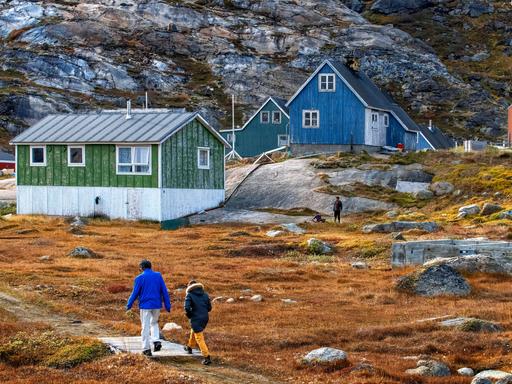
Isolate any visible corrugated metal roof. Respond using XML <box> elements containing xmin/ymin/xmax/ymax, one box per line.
<box><xmin>11</xmin><ymin>110</ymin><xmax>202</xmax><ymax>144</ymax></box>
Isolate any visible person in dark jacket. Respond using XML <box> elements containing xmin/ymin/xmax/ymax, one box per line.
<box><xmin>126</xmin><ymin>259</ymin><xmax>171</xmax><ymax>357</ymax></box>
<box><xmin>333</xmin><ymin>196</ymin><xmax>343</xmax><ymax>223</ymax></box>
<box><xmin>183</xmin><ymin>280</ymin><xmax>212</xmax><ymax>365</ymax></box>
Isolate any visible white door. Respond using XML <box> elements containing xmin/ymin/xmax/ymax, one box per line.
<box><xmin>127</xmin><ymin>189</ymin><xmax>142</xmax><ymax>220</ymax></box>
<box><xmin>365</xmin><ymin>110</ymin><xmax>386</xmax><ymax>146</ymax></box>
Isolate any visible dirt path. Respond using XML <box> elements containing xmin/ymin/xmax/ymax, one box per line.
<box><xmin>0</xmin><ymin>290</ymin><xmax>283</xmax><ymax>384</ymax></box>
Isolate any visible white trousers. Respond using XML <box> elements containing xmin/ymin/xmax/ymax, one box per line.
<box><xmin>140</xmin><ymin>309</ymin><xmax>160</xmax><ymax>351</ymax></box>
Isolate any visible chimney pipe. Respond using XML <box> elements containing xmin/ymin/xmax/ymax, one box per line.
<box><xmin>126</xmin><ymin>100</ymin><xmax>132</xmax><ymax>119</ymax></box>
<box><xmin>145</xmin><ymin>92</ymin><xmax>149</xmax><ymax>110</ymax></box>
<box><xmin>428</xmin><ymin>119</ymin><xmax>434</xmax><ymax>131</ymax></box>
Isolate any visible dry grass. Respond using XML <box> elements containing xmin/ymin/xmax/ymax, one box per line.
<box><xmin>0</xmin><ymin>211</ymin><xmax>511</xmax><ymax>383</ymax></box>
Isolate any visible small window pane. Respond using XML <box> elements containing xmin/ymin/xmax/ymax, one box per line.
<box><xmin>32</xmin><ymin>148</ymin><xmax>44</xmax><ymax>163</ymax></box>
<box><xmin>135</xmin><ymin>165</ymin><xmax>149</xmax><ymax>173</ymax></box>
<box><xmin>198</xmin><ymin>149</ymin><xmax>209</xmax><ymax>169</ymax></box>
<box><xmin>119</xmin><ymin>148</ymin><xmax>131</xmax><ymax>163</ymax></box>
<box><xmin>261</xmin><ymin>112</ymin><xmax>269</xmax><ymax>123</ymax></box>
<box><xmin>119</xmin><ymin>165</ymin><xmax>132</xmax><ymax>173</ymax></box>
<box><xmin>69</xmin><ymin>147</ymin><xmax>83</xmax><ymax>164</ymax></box>
<box><xmin>134</xmin><ymin>147</ymin><xmax>149</xmax><ymax>164</ymax></box>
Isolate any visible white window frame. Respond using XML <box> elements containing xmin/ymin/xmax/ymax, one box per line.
<box><xmin>67</xmin><ymin>145</ymin><xmax>85</xmax><ymax>167</ymax></box>
<box><xmin>260</xmin><ymin>111</ymin><xmax>270</xmax><ymax>124</ymax></box>
<box><xmin>272</xmin><ymin>111</ymin><xmax>281</xmax><ymax>124</ymax></box>
<box><xmin>197</xmin><ymin>147</ymin><xmax>210</xmax><ymax>170</ymax></box>
<box><xmin>383</xmin><ymin>114</ymin><xmax>389</xmax><ymax>127</ymax></box>
<box><xmin>30</xmin><ymin>145</ymin><xmax>46</xmax><ymax>166</ymax></box>
<box><xmin>319</xmin><ymin>74</ymin><xmax>336</xmax><ymax>92</ymax></box>
<box><xmin>116</xmin><ymin>145</ymin><xmax>152</xmax><ymax>175</ymax></box>
<box><xmin>302</xmin><ymin>110</ymin><xmax>320</xmax><ymax>129</ymax></box>
<box><xmin>277</xmin><ymin>134</ymin><xmax>289</xmax><ymax>146</ymax></box>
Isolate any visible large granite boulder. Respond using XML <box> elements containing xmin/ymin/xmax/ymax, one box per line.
<box><xmin>406</xmin><ymin>359</ymin><xmax>450</xmax><ymax>377</ymax></box>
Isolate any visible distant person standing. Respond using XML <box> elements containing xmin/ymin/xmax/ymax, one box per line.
<box><xmin>126</xmin><ymin>259</ymin><xmax>171</xmax><ymax>357</ymax></box>
<box><xmin>183</xmin><ymin>280</ymin><xmax>212</xmax><ymax>365</ymax></box>
<box><xmin>333</xmin><ymin>196</ymin><xmax>343</xmax><ymax>223</ymax></box>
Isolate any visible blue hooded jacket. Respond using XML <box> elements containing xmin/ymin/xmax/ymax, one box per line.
<box><xmin>126</xmin><ymin>269</ymin><xmax>171</xmax><ymax>311</ymax></box>
<box><xmin>184</xmin><ymin>283</ymin><xmax>211</xmax><ymax>332</ymax></box>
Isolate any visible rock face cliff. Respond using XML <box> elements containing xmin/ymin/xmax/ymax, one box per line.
<box><xmin>0</xmin><ymin>0</ymin><xmax>510</xmax><ymax>146</ymax></box>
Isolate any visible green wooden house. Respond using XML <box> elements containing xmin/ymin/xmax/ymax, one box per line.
<box><xmin>11</xmin><ymin>109</ymin><xmax>230</xmax><ymax>221</ymax></box>
<box><xmin>220</xmin><ymin>97</ymin><xmax>290</xmax><ymax>158</ymax></box>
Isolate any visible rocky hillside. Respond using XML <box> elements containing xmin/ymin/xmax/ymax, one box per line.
<box><xmin>0</xmin><ymin>0</ymin><xmax>510</xmax><ymax>148</ymax></box>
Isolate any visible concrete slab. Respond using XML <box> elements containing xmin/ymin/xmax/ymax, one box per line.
<box><xmin>99</xmin><ymin>336</ymin><xmax>201</xmax><ymax>358</ymax></box>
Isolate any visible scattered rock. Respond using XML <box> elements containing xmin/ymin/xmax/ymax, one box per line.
<box><xmin>226</xmin><ymin>298</ymin><xmax>235</xmax><ymax>304</ymax></box>
<box><xmin>266</xmin><ymin>230</ymin><xmax>285</xmax><ymax>237</ymax></box>
<box><xmin>39</xmin><ymin>255</ymin><xmax>51</xmax><ymax>261</ymax></box>
<box><xmin>481</xmin><ymin>203</ymin><xmax>503</xmax><ymax>216</ymax></box>
<box><xmin>405</xmin><ymin>359</ymin><xmax>451</xmax><ymax>377</ymax></box>
<box><xmin>363</xmin><ymin>221</ymin><xmax>439</xmax><ymax>233</ymax></box>
<box><xmin>396</xmin><ymin>265</ymin><xmax>471</xmax><ymax>297</ymax></box>
<box><xmin>351</xmin><ymin>261</ymin><xmax>368</xmax><ymax>269</ymax></box>
<box><xmin>16</xmin><ymin>229</ymin><xmax>38</xmax><ymax>235</ymax></box>
<box><xmin>498</xmin><ymin>211</ymin><xmax>512</xmax><ymax>220</ymax></box>
<box><xmin>302</xmin><ymin>347</ymin><xmax>348</xmax><ymax>369</ymax></box>
<box><xmin>211</xmin><ymin>296</ymin><xmax>225</xmax><ymax>303</ymax></box>
<box><xmin>386</xmin><ymin>210</ymin><xmax>399</xmax><ymax>219</ymax></box>
<box><xmin>306</xmin><ymin>238</ymin><xmax>333</xmax><ymax>254</ymax></box>
<box><xmin>162</xmin><ymin>322</ymin><xmax>182</xmax><ymax>331</ymax></box>
<box><xmin>281</xmin><ymin>299</ymin><xmax>297</xmax><ymax>304</ymax></box>
<box><xmin>440</xmin><ymin>317</ymin><xmax>503</xmax><ymax>333</ymax></box>
<box><xmin>281</xmin><ymin>223</ymin><xmax>306</xmax><ymax>234</ymax></box>
<box><xmin>472</xmin><ymin>370</ymin><xmax>512</xmax><ymax>383</ymax></box>
<box><xmin>458</xmin><ymin>367</ymin><xmax>475</xmax><ymax>377</ymax></box>
<box><xmin>250</xmin><ymin>294</ymin><xmax>263</xmax><ymax>302</ymax></box>
<box><xmin>414</xmin><ymin>190</ymin><xmax>434</xmax><ymax>200</ymax></box>
<box><xmin>68</xmin><ymin>247</ymin><xmax>101</xmax><ymax>259</ymax></box>
<box><xmin>430</xmin><ymin>181</ymin><xmax>455</xmax><ymax>196</ymax></box>
<box><xmin>458</xmin><ymin>204</ymin><xmax>481</xmax><ymax>218</ymax></box>
<box><xmin>392</xmin><ymin>232</ymin><xmax>406</xmax><ymax>241</ymax></box>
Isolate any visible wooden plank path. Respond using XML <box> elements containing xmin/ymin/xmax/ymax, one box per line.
<box><xmin>99</xmin><ymin>336</ymin><xmax>201</xmax><ymax>358</ymax></box>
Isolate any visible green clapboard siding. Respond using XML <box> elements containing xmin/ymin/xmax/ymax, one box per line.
<box><xmin>17</xmin><ymin>144</ymin><xmax>158</xmax><ymax>188</ymax></box>
<box><xmin>161</xmin><ymin>119</ymin><xmax>224</xmax><ymax>189</ymax></box>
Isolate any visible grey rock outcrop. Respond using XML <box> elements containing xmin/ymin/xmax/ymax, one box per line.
<box><xmin>424</xmin><ymin>255</ymin><xmax>512</xmax><ymax>275</ymax></box>
<box><xmin>363</xmin><ymin>221</ymin><xmax>439</xmax><ymax>233</ymax></box>
<box><xmin>405</xmin><ymin>359</ymin><xmax>450</xmax><ymax>377</ymax></box>
<box><xmin>458</xmin><ymin>204</ymin><xmax>481</xmax><ymax>218</ymax></box>
<box><xmin>472</xmin><ymin>370</ymin><xmax>512</xmax><ymax>383</ymax></box>
<box><xmin>481</xmin><ymin>203</ymin><xmax>503</xmax><ymax>216</ymax></box>
<box><xmin>396</xmin><ymin>265</ymin><xmax>471</xmax><ymax>297</ymax></box>
<box><xmin>68</xmin><ymin>246</ymin><xmax>101</xmax><ymax>259</ymax></box>
<box><xmin>371</xmin><ymin>0</ymin><xmax>432</xmax><ymax>15</ymax></box>
<box><xmin>458</xmin><ymin>367</ymin><xmax>475</xmax><ymax>377</ymax></box>
<box><xmin>306</xmin><ymin>238</ymin><xmax>333</xmax><ymax>255</ymax></box>
<box><xmin>430</xmin><ymin>181</ymin><xmax>454</xmax><ymax>196</ymax></box>
<box><xmin>440</xmin><ymin>317</ymin><xmax>503</xmax><ymax>333</ymax></box>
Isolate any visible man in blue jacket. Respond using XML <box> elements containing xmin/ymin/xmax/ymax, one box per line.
<box><xmin>126</xmin><ymin>259</ymin><xmax>171</xmax><ymax>357</ymax></box>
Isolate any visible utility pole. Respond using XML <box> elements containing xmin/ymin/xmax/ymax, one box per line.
<box><xmin>225</xmin><ymin>94</ymin><xmax>241</xmax><ymax>160</ymax></box>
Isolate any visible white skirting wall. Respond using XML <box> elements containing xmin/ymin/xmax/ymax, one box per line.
<box><xmin>17</xmin><ymin>186</ymin><xmax>225</xmax><ymax>222</ymax></box>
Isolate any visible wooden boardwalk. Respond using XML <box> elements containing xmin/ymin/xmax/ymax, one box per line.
<box><xmin>99</xmin><ymin>336</ymin><xmax>201</xmax><ymax>358</ymax></box>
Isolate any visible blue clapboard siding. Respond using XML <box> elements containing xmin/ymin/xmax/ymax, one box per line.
<box><xmin>417</xmin><ymin>132</ymin><xmax>434</xmax><ymax>150</ymax></box>
<box><xmin>220</xmin><ymin>99</ymin><xmax>289</xmax><ymax>157</ymax></box>
<box><xmin>289</xmin><ymin>64</ymin><xmax>366</xmax><ymax>145</ymax></box>
<box><xmin>386</xmin><ymin>115</ymin><xmax>417</xmax><ymax>150</ymax></box>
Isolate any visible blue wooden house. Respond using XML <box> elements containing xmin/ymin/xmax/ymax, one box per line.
<box><xmin>286</xmin><ymin>59</ymin><xmax>452</xmax><ymax>154</ymax></box>
<box><xmin>220</xmin><ymin>97</ymin><xmax>289</xmax><ymax>158</ymax></box>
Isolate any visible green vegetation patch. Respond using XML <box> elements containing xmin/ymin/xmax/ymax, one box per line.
<box><xmin>316</xmin><ymin>182</ymin><xmax>424</xmax><ymax>208</ymax></box>
<box><xmin>0</xmin><ymin>331</ymin><xmax>110</xmax><ymax>368</ymax></box>
<box><xmin>311</xmin><ymin>152</ymin><xmax>374</xmax><ymax>169</ymax></box>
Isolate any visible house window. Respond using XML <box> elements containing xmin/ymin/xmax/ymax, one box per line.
<box><xmin>30</xmin><ymin>146</ymin><xmax>46</xmax><ymax>166</ymax></box>
<box><xmin>383</xmin><ymin>114</ymin><xmax>389</xmax><ymax>127</ymax></box>
<box><xmin>278</xmin><ymin>135</ymin><xmax>289</xmax><ymax>146</ymax></box>
<box><xmin>272</xmin><ymin>111</ymin><xmax>281</xmax><ymax>124</ymax></box>
<box><xmin>260</xmin><ymin>111</ymin><xmax>270</xmax><ymax>124</ymax></box>
<box><xmin>371</xmin><ymin>112</ymin><xmax>379</xmax><ymax>129</ymax></box>
<box><xmin>117</xmin><ymin>146</ymin><xmax>151</xmax><ymax>175</ymax></box>
<box><xmin>303</xmin><ymin>110</ymin><xmax>319</xmax><ymax>128</ymax></box>
<box><xmin>198</xmin><ymin>147</ymin><xmax>210</xmax><ymax>170</ymax></box>
<box><xmin>67</xmin><ymin>146</ymin><xmax>85</xmax><ymax>166</ymax></box>
<box><xmin>319</xmin><ymin>74</ymin><xmax>335</xmax><ymax>92</ymax></box>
